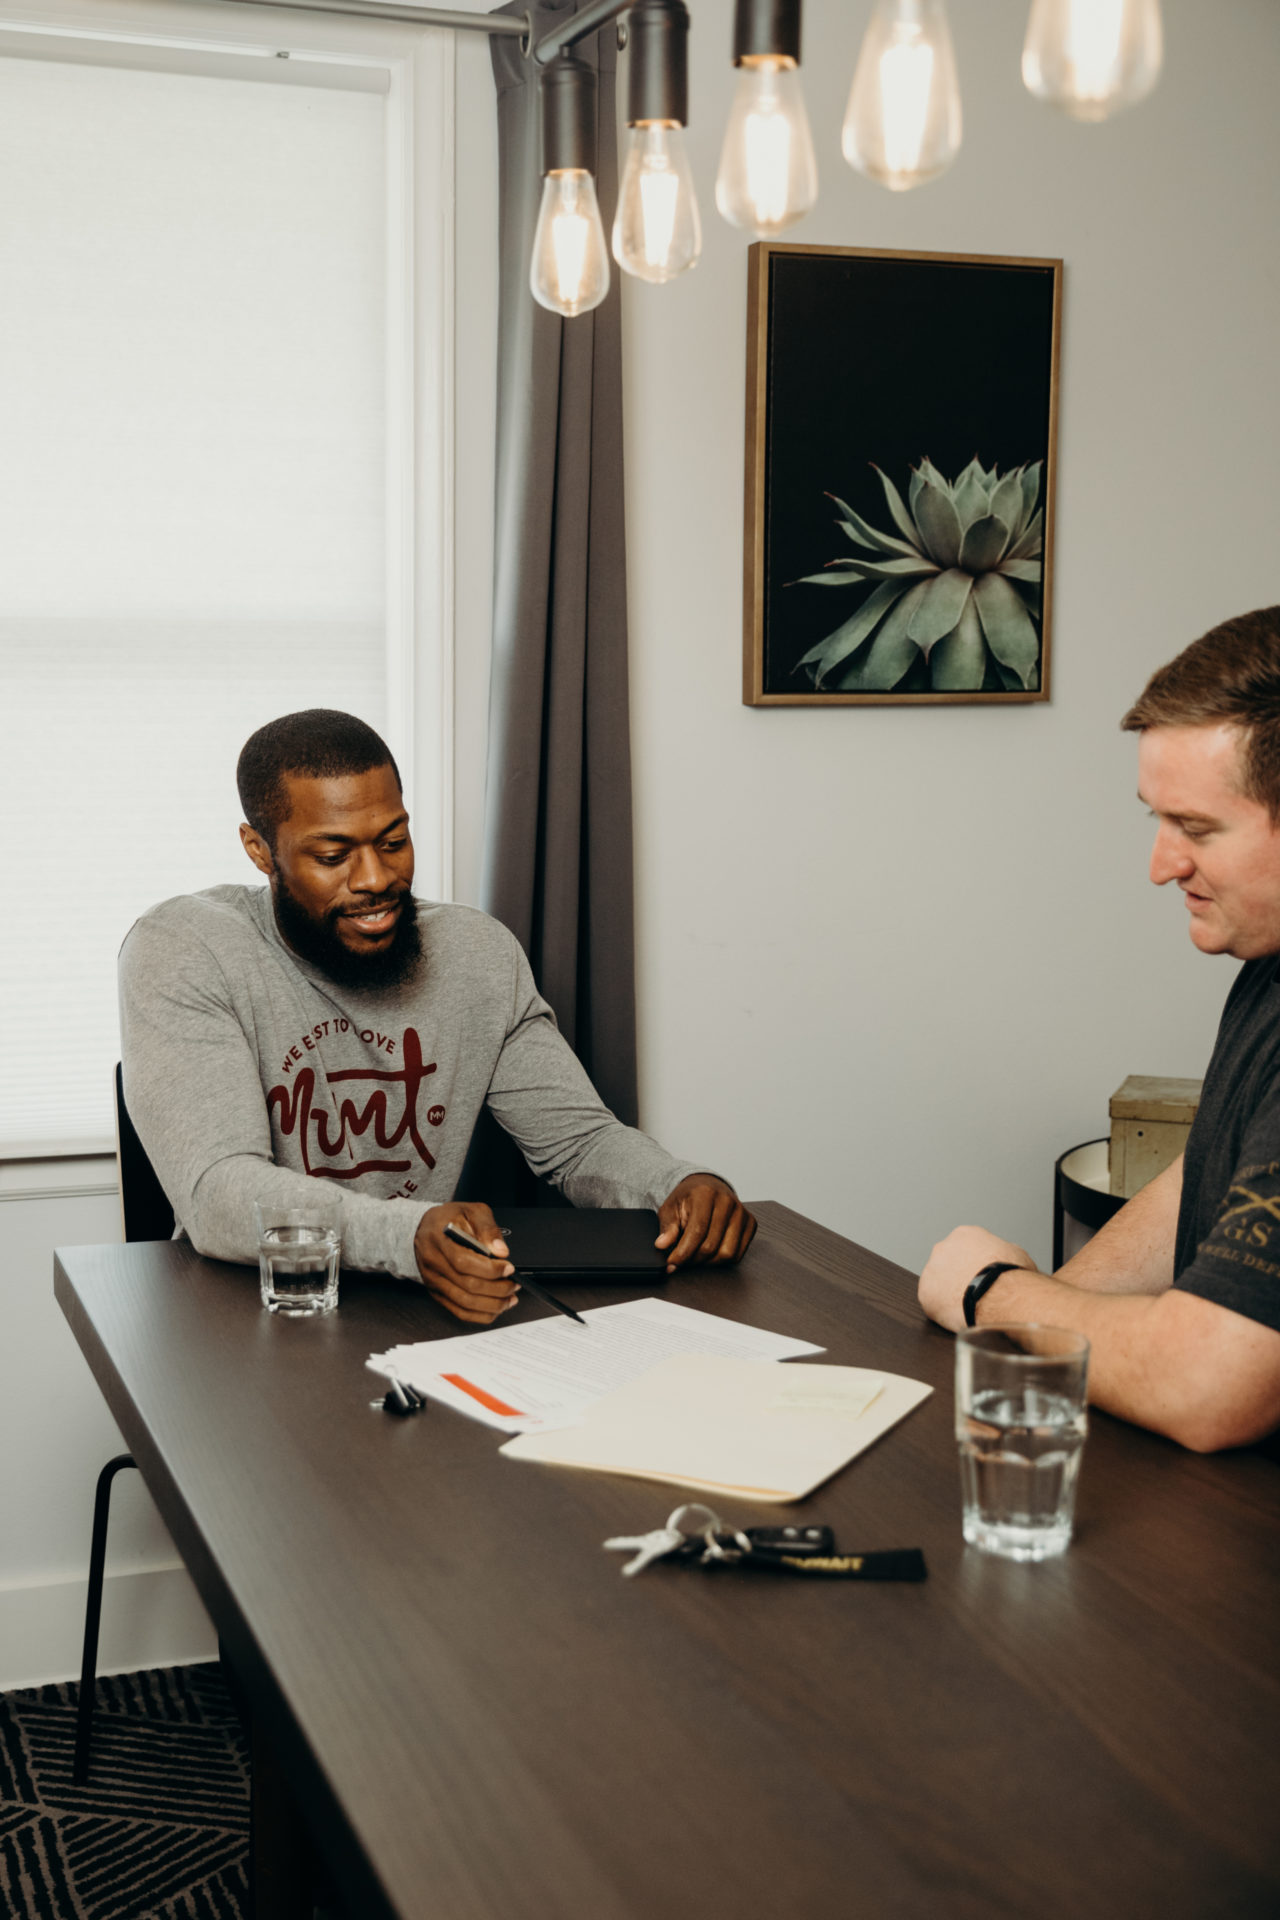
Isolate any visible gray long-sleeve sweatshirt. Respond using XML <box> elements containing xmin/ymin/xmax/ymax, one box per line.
<box><xmin>118</xmin><ymin>886</ymin><xmax>703</xmax><ymax>1278</ymax></box>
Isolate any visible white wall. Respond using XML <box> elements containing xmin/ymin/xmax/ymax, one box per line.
<box><xmin>624</xmin><ymin>0</ymin><xmax>1280</xmax><ymax>1273</ymax></box>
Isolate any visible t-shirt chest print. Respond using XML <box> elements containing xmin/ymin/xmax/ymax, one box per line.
<box><xmin>267</xmin><ymin>1022</ymin><xmax>446</xmax><ymax>1185</ymax></box>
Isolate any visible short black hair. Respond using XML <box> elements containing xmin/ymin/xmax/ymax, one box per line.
<box><xmin>237</xmin><ymin>709</ymin><xmax>401</xmax><ymax>847</ymax></box>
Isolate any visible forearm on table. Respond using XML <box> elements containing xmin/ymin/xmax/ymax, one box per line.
<box><xmin>187</xmin><ymin>1156</ymin><xmax>424</xmax><ymax>1279</ymax></box>
<box><xmin>974</xmin><ymin>1264</ymin><xmax>1280</xmax><ymax>1451</ymax></box>
<box><xmin>1053</xmin><ymin>1154</ymin><xmax>1183</xmax><ymax>1294</ymax></box>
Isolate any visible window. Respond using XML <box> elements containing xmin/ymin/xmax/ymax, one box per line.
<box><xmin>0</xmin><ymin>10</ymin><xmax>454</xmax><ymax>1152</ymax></box>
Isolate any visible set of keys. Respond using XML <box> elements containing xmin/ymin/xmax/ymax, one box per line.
<box><xmin>604</xmin><ymin>1503</ymin><xmax>926</xmax><ymax>1581</ymax></box>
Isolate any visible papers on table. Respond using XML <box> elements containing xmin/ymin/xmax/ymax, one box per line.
<box><xmin>500</xmin><ymin>1354</ymin><xmax>933</xmax><ymax>1503</ymax></box>
<box><xmin>368</xmin><ymin>1297</ymin><xmax>824</xmax><ymax>1434</ymax></box>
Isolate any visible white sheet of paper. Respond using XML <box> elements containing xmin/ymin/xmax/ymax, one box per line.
<box><xmin>368</xmin><ymin>1297</ymin><xmax>825</xmax><ymax>1434</ymax></box>
<box><xmin>500</xmin><ymin>1355</ymin><xmax>932</xmax><ymax>1502</ymax></box>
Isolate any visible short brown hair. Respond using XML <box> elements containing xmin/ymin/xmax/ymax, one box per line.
<box><xmin>1121</xmin><ymin>607</ymin><xmax>1280</xmax><ymax>819</ymax></box>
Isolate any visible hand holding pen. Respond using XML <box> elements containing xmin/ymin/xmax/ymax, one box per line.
<box><xmin>412</xmin><ymin>1202</ymin><xmax>586</xmax><ymax>1328</ymax></box>
<box><xmin>413</xmin><ymin>1203</ymin><xmax>518</xmax><ymax>1325</ymax></box>
<box><xmin>443</xmin><ymin>1222</ymin><xmax>587</xmax><ymax>1328</ymax></box>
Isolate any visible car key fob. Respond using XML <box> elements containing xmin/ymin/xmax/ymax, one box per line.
<box><xmin>743</xmin><ymin>1525</ymin><xmax>835</xmax><ymax>1555</ymax></box>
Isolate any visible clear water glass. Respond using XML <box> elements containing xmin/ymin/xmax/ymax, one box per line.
<box><xmin>955</xmin><ymin>1325</ymin><xmax>1089</xmax><ymax>1561</ymax></box>
<box><xmin>254</xmin><ymin>1197</ymin><xmax>341</xmax><ymax>1316</ymax></box>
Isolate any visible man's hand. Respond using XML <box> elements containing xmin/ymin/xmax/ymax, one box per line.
<box><xmin>656</xmin><ymin>1176</ymin><xmax>756</xmax><ymax>1272</ymax></box>
<box><xmin>414</xmin><ymin>1203</ymin><xmax>519</xmax><ymax>1325</ymax></box>
<box><xmin>917</xmin><ymin>1225</ymin><xmax>1037</xmax><ymax>1333</ymax></box>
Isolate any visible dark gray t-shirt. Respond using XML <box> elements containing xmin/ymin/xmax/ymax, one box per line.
<box><xmin>1174</xmin><ymin>954</ymin><xmax>1280</xmax><ymax>1333</ymax></box>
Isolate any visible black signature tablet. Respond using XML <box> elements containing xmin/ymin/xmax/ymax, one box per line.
<box><xmin>497</xmin><ymin>1208</ymin><xmax>667</xmax><ymax>1283</ymax></box>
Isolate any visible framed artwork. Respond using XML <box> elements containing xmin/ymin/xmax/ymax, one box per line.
<box><xmin>742</xmin><ymin>244</ymin><xmax>1062</xmax><ymax>707</ymax></box>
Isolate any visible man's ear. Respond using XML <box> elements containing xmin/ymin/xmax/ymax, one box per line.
<box><xmin>239</xmin><ymin>822</ymin><xmax>275</xmax><ymax>879</ymax></box>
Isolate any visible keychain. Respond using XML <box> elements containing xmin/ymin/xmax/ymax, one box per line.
<box><xmin>604</xmin><ymin>1503</ymin><xmax>926</xmax><ymax>1580</ymax></box>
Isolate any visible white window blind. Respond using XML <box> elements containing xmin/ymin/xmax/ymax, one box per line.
<box><xmin>0</xmin><ymin>47</ymin><xmax>394</xmax><ymax>1153</ymax></box>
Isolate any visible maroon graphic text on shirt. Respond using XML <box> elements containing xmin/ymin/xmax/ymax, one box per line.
<box><xmin>267</xmin><ymin>1026</ymin><xmax>446</xmax><ymax>1179</ymax></box>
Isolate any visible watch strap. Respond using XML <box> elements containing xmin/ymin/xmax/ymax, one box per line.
<box><xmin>962</xmin><ymin>1261</ymin><xmax>1025</xmax><ymax>1328</ymax></box>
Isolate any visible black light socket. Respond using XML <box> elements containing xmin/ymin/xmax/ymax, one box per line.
<box><xmin>626</xmin><ymin>0</ymin><xmax>690</xmax><ymax>127</ymax></box>
<box><xmin>539</xmin><ymin>56</ymin><xmax>597</xmax><ymax>175</ymax></box>
<box><xmin>731</xmin><ymin>0</ymin><xmax>801</xmax><ymax>66</ymax></box>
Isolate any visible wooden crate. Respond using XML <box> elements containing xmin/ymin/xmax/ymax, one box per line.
<box><xmin>1108</xmin><ymin>1075</ymin><xmax>1203</xmax><ymax>1198</ymax></box>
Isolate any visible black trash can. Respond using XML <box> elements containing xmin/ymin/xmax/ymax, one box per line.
<box><xmin>1054</xmin><ymin>1138</ymin><xmax>1126</xmax><ymax>1269</ymax></box>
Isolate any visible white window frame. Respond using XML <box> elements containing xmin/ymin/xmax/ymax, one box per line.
<box><xmin>0</xmin><ymin>0</ymin><xmax>456</xmax><ymax>901</ymax></box>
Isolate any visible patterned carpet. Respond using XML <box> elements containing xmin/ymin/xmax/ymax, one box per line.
<box><xmin>0</xmin><ymin>1664</ymin><xmax>249</xmax><ymax>1920</ymax></box>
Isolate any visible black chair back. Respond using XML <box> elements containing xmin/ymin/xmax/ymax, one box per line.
<box><xmin>114</xmin><ymin>1063</ymin><xmax>176</xmax><ymax>1243</ymax></box>
<box><xmin>453</xmin><ymin>1105</ymin><xmax>566</xmax><ymax>1210</ymax></box>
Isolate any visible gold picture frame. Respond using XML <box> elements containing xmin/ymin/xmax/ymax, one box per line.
<box><xmin>743</xmin><ymin>243</ymin><xmax>1063</xmax><ymax>707</ymax></box>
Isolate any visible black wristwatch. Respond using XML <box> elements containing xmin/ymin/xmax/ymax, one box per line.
<box><xmin>962</xmin><ymin>1262</ymin><xmax>1026</xmax><ymax>1328</ymax></box>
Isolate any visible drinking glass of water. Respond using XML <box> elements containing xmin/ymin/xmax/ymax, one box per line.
<box><xmin>955</xmin><ymin>1325</ymin><xmax>1090</xmax><ymax>1561</ymax></box>
<box><xmin>254</xmin><ymin>1196</ymin><xmax>342</xmax><ymax>1316</ymax></box>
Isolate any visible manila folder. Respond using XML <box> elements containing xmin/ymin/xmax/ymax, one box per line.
<box><xmin>499</xmin><ymin>1354</ymin><xmax>932</xmax><ymax>1503</ymax></box>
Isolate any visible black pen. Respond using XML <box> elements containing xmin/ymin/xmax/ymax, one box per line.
<box><xmin>443</xmin><ymin>1223</ymin><xmax>589</xmax><ymax>1328</ymax></box>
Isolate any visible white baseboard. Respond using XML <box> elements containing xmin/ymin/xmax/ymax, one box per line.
<box><xmin>0</xmin><ymin>1562</ymin><xmax>218</xmax><ymax>1692</ymax></box>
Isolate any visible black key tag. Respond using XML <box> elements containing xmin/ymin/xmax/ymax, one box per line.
<box><xmin>737</xmin><ymin>1546</ymin><xmax>927</xmax><ymax>1581</ymax></box>
<box><xmin>603</xmin><ymin>1504</ymin><xmax>926</xmax><ymax>1581</ymax></box>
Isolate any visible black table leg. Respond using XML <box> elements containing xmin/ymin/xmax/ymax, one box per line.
<box><xmin>220</xmin><ymin>1640</ymin><xmax>327</xmax><ymax>1920</ymax></box>
<box><xmin>249</xmin><ymin>1713</ymin><xmax>320</xmax><ymax>1920</ymax></box>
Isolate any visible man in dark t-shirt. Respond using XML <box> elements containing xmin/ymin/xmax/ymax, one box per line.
<box><xmin>1174</xmin><ymin>961</ymin><xmax>1280</xmax><ymax>1313</ymax></box>
<box><xmin>919</xmin><ymin>605</ymin><xmax>1280</xmax><ymax>1452</ymax></box>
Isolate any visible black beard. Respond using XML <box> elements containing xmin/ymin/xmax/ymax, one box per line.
<box><xmin>272</xmin><ymin>875</ymin><xmax>423</xmax><ymax>991</ymax></box>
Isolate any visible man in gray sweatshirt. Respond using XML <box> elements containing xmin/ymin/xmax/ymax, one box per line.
<box><xmin>119</xmin><ymin>709</ymin><xmax>755</xmax><ymax>1322</ymax></box>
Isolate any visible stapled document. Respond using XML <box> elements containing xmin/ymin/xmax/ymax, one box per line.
<box><xmin>368</xmin><ymin>1296</ymin><xmax>825</xmax><ymax>1434</ymax></box>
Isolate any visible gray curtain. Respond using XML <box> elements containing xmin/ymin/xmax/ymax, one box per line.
<box><xmin>484</xmin><ymin>0</ymin><xmax>638</xmax><ymax>1130</ymax></box>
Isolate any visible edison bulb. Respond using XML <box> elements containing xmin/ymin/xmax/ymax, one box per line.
<box><xmin>1022</xmin><ymin>0</ymin><xmax>1163</xmax><ymax>121</ymax></box>
<box><xmin>715</xmin><ymin>58</ymin><xmax>818</xmax><ymax>237</ymax></box>
<box><xmin>842</xmin><ymin>0</ymin><xmax>961</xmax><ymax>191</ymax></box>
<box><xmin>613</xmin><ymin>123</ymin><xmax>702</xmax><ymax>283</ymax></box>
<box><xmin>530</xmin><ymin>170</ymin><xmax>611</xmax><ymax>318</ymax></box>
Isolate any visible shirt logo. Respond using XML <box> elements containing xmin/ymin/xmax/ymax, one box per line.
<box><xmin>1214</xmin><ymin>1167</ymin><xmax>1280</xmax><ymax>1252</ymax></box>
<box><xmin>267</xmin><ymin>1026</ymin><xmax>444</xmax><ymax>1179</ymax></box>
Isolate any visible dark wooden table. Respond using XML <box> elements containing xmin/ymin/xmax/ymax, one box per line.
<box><xmin>56</xmin><ymin>1204</ymin><xmax>1280</xmax><ymax>1920</ymax></box>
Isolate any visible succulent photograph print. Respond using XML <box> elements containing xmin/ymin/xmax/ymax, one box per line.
<box><xmin>794</xmin><ymin>458</ymin><xmax>1044</xmax><ymax>694</ymax></box>
<box><xmin>744</xmin><ymin>247</ymin><xmax>1059</xmax><ymax>704</ymax></box>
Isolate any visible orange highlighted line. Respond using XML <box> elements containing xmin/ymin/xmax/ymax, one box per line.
<box><xmin>441</xmin><ymin>1373</ymin><xmax>525</xmax><ymax>1418</ymax></box>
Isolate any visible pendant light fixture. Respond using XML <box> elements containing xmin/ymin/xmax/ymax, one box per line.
<box><xmin>613</xmin><ymin>0</ymin><xmax>701</xmax><ymax>283</ymax></box>
<box><xmin>715</xmin><ymin>0</ymin><xmax>818</xmax><ymax>238</ymax></box>
<box><xmin>209</xmin><ymin>0</ymin><xmax>1170</xmax><ymax>316</ymax></box>
<box><xmin>502</xmin><ymin>0</ymin><xmax>1168</xmax><ymax>316</ymax></box>
<box><xmin>842</xmin><ymin>0</ymin><xmax>962</xmax><ymax>192</ymax></box>
<box><xmin>529</xmin><ymin>55</ymin><xmax>612</xmax><ymax>318</ymax></box>
<box><xmin>1022</xmin><ymin>0</ymin><xmax>1163</xmax><ymax>122</ymax></box>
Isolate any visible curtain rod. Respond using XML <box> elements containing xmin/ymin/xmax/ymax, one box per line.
<box><xmin>206</xmin><ymin>0</ymin><xmax>531</xmax><ymax>40</ymax></box>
